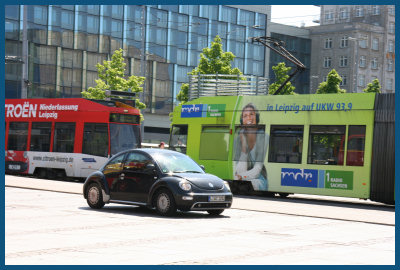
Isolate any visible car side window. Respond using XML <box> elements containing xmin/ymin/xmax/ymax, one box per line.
<box><xmin>124</xmin><ymin>152</ymin><xmax>153</xmax><ymax>172</ymax></box>
<box><xmin>104</xmin><ymin>153</ymin><xmax>125</xmax><ymax>172</ymax></box>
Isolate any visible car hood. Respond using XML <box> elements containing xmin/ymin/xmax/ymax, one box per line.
<box><xmin>173</xmin><ymin>173</ymin><xmax>225</xmax><ymax>190</ymax></box>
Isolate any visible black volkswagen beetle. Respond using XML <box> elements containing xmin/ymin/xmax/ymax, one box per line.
<box><xmin>83</xmin><ymin>148</ymin><xmax>232</xmax><ymax>216</ymax></box>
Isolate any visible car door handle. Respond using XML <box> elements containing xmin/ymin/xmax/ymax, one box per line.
<box><xmin>120</xmin><ymin>173</ymin><xmax>125</xmax><ymax>180</ymax></box>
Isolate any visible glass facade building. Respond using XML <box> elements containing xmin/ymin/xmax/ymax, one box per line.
<box><xmin>5</xmin><ymin>5</ymin><xmax>268</xmax><ymax>116</ymax></box>
<box><xmin>269</xmin><ymin>32</ymin><xmax>311</xmax><ymax>94</ymax></box>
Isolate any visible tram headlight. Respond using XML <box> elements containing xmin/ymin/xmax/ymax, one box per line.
<box><xmin>23</xmin><ymin>151</ymin><xmax>28</xmax><ymax>159</ymax></box>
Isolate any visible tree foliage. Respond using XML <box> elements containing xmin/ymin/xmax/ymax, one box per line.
<box><xmin>177</xmin><ymin>35</ymin><xmax>243</xmax><ymax>103</ymax></box>
<box><xmin>268</xmin><ymin>62</ymin><xmax>296</xmax><ymax>95</ymax></box>
<box><xmin>81</xmin><ymin>48</ymin><xmax>146</xmax><ymax>109</ymax></box>
<box><xmin>363</xmin><ymin>78</ymin><xmax>381</xmax><ymax>93</ymax></box>
<box><xmin>316</xmin><ymin>69</ymin><xmax>346</xmax><ymax>94</ymax></box>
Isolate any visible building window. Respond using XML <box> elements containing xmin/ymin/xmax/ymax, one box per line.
<box><xmin>220</xmin><ymin>6</ymin><xmax>237</xmax><ymax>24</ymax></box>
<box><xmin>371</xmin><ymin>58</ymin><xmax>378</xmax><ymax>69</ymax></box>
<box><xmin>29</xmin><ymin>5</ymin><xmax>48</xmax><ymax>25</ymax></box>
<box><xmin>324</xmin><ymin>10</ymin><xmax>334</xmax><ymax>21</ymax></box>
<box><xmin>340</xmin><ymin>36</ymin><xmax>349</xmax><ymax>48</ymax></box>
<box><xmin>386</xmin><ymin>79</ymin><xmax>393</xmax><ymax>90</ymax></box>
<box><xmin>5</xmin><ymin>19</ymin><xmax>19</xmax><ymax>40</ymax></box>
<box><xmin>359</xmin><ymin>36</ymin><xmax>368</xmax><ymax>48</ymax></box>
<box><xmin>340</xmin><ymin>76</ymin><xmax>347</xmax><ymax>86</ymax></box>
<box><xmin>180</xmin><ymin>5</ymin><xmax>199</xmax><ymax>17</ymax></box>
<box><xmin>388</xmin><ymin>40</ymin><xmax>394</xmax><ymax>53</ymax></box>
<box><xmin>359</xmin><ymin>55</ymin><xmax>366</xmax><ymax>67</ymax></box>
<box><xmin>238</xmin><ymin>9</ymin><xmax>254</xmax><ymax>25</ymax></box>
<box><xmin>324</xmin><ymin>57</ymin><xmax>332</xmax><ymax>68</ymax></box>
<box><xmin>372</xmin><ymin>38</ymin><xmax>379</xmax><ymax>50</ymax></box>
<box><xmin>358</xmin><ymin>75</ymin><xmax>365</xmax><ymax>87</ymax></box>
<box><xmin>355</xmin><ymin>6</ymin><xmax>364</xmax><ymax>17</ymax></box>
<box><xmin>339</xmin><ymin>56</ymin><xmax>348</xmax><ymax>67</ymax></box>
<box><xmin>339</xmin><ymin>8</ymin><xmax>349</xmax><ymax>19</ymax></box>
<box><xmin>200</xmin><ymin>5</ymin><xmax>218</xmax><ymax>20</ymax></box>
<box><xmin>324</xmin><ymin>38</ymin><xmax>332</xmax><ymax>49</ymax></box>
<box><xmin>389</xmin><ymin>6</ymin><xmax>395</xmax><ymax>16</ymax></box>
<box><xmin>389</xmin><ymin>22</ymin><xmax>395</xmax><ymax>34</ymax></box>
<box><xmin>372</xmin><ymin>5</ymin><xmax>380</xmax><ymax>15</ymax></box>
<box><xmin>5</xmin><ymin>5</ymin><xmax>19</xmax><ymax>20</ymax></box>
<box><xmin>387</xmin><ymin>60</ymin><xmax>393</xmax><ymax>71</ymax></box>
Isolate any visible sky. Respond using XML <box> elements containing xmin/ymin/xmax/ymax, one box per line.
<box><xmin>271</xmin><ymin>5</ymin><xmax>321</xmax><ymax>27</ymax></box>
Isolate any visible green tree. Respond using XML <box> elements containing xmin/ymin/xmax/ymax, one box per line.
<box><xmin>81</xmin><ymin>48</ymin><xmax>146</xmax><ymax>109</ymax></box>
<box><xmin>316</xmin><ymin>69</ymin><xmax>346</xmax><ymax>94</ymax></box>
<box><xmin>268</xmin><ymin>62</ymin><xmax>296</xmax><ymax>95</ymax></box>
<box><xmin>363</xmin><ymin>78</ymin><xmax>381</xmax><ymax>93</ymax></box>
<box><xmin>177</xmin><ymin>35</ymin><xmax>243</xmax><ymax>103</ymax></box>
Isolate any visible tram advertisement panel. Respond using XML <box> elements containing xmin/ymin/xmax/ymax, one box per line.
<box><xmin>232</xmin><ymin>93</ymin><xmax>374</xmax><ymax>197</ymax></box>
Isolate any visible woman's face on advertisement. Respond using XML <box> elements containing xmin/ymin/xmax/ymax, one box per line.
<box><xmin>242</xmin><ymin>108</ymin><xmax>256</xmax><ymax>125</ymax></box>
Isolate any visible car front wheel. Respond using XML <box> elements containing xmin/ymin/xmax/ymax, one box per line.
<box><xmin>154</xmin><ymin>189</ymin><xmax>176</xmax><ymax>216</ymax></box>
<box><xmin>86</xmin><ymin>183</ymin><xmax>105</xmax><ymax>209</ymax></box>
<box><xmin>207</xmin><ymin>209</ymin><xmax>224</xmax><ymax>216</ymax></box>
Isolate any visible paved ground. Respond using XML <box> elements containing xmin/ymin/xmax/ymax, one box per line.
<box><xmin>5</xmin><ymin>175</ymin><xmax>396</xmax><ymax>265</ymax></box>
<box><xmin>5</xmin><ymin>175</ymin><xmax>395</xmax><ymax>225</ymax></box>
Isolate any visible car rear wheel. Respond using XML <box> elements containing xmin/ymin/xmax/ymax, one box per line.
<box><xmin>207</xmin><ymin>209</ymin><xmax>224</xmax><ymax>216</ymax></box>
<box><xmin>86</xmin><ymin>183</ymin><xmax>105</xmax><ymax>209</ymax></box>
<box><xmin>154</xmin><ymin>189</ymin><xmax>176</xmax><ymax>216</ymax></box>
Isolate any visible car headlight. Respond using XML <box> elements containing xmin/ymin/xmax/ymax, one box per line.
<box><xmin>179</xmin><ymin>180</ymin><xmax>192</xmax><ymax>191</ymax></box>
<box><xmin>224</xmin><ymin>181</ymin><xmax>231</xmax><ymax>191</ymax></box>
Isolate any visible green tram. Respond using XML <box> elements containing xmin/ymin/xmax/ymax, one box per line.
<box><xmin>169</xmin><ymin>93</ymin><xmax>394</xmax><ymax>204</ymax></box>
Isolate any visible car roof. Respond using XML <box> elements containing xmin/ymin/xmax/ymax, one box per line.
<box><xmin>116</xmin><ymin>148</ymin><xmax>183</xmax><ymax>156</ymax></box>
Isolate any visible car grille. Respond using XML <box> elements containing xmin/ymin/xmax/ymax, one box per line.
<box><xmin>191</xmin><ymin>202</ymin><xmax>231</xmax><ymax>210</ymax></box>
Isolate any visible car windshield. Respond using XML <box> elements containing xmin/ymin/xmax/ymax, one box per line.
<box><xmin>152</xmin><ymin>152</ymin><xmax>203</xmax><ymax>174</ymax></box>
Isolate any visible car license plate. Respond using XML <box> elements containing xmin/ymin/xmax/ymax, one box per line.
<box><xmin>9</xmin><ymin>164</ymin><xmax>21</xmax><ymax>170</ymax></box>
<box><xmin>209</xmin><ymin>195</ymin><xmax>225</xmax><ymax>202</ymax></box>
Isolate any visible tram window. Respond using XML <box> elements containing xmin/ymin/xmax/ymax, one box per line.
<box><xmin>30</xmin><ymin>122</ymin><xmax>52</xmax><ymax>152</ymax></box>
<box><xmin>308</xmin><ymin>125</ymin><xmax>345</xmax><ymax>165</ymax></box>
<box><xmin>53</xmin><ymin>122</ymin><xmax>76</xmax><ymax>153</ymax></box>
<box><xmin>268</xmin><ymin>125</ymin><xmax>303</xmax><ymax>164</ymax></box>
<box><xmin>83</xmin><ymin>123</ymin><xmax>109</xmax><ymax>157</ymax></box>
<box><xmin>169</xmin><ymin>125</ymin><xmax>188</xmax><ymax>154</ymax></box>
<box><xmin>8</xmin><ymin>122</ymin><xmax>28</xmax><ymax>151</ymax></box>
<box><xmin>199</xmin><ymin>126</ymin><xmax>230</xmax><ymax>161</ymax></box>
<box><xmin>109</xmin><ymin>123</ymin><xmax>140</xmax><ymax>155</ymax></box>
<box><xmin>346</xmin><ymin>125</ymin><xmax>366</xmax><ymax>166</ymax></box>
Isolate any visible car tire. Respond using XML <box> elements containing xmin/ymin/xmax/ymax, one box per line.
<box><xmin>86</xmin><ymin>182</ymin><xmax>105</xmax><ymax>209</ymax></box>
<box><xmin>207</xmin><ymin>209</ymin><xmax>224</xmax><ymax>216</ymax></box>
<box><xmin>154</xmin><ymin>189</ymin><xmax>176</xmax><ymax>216</ymax></box>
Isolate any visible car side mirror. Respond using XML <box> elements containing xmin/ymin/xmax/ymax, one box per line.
<box><xmin>200</xmin><ymin>165</ymin><xmax>205</xmax><ymax>171</ymax></box>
